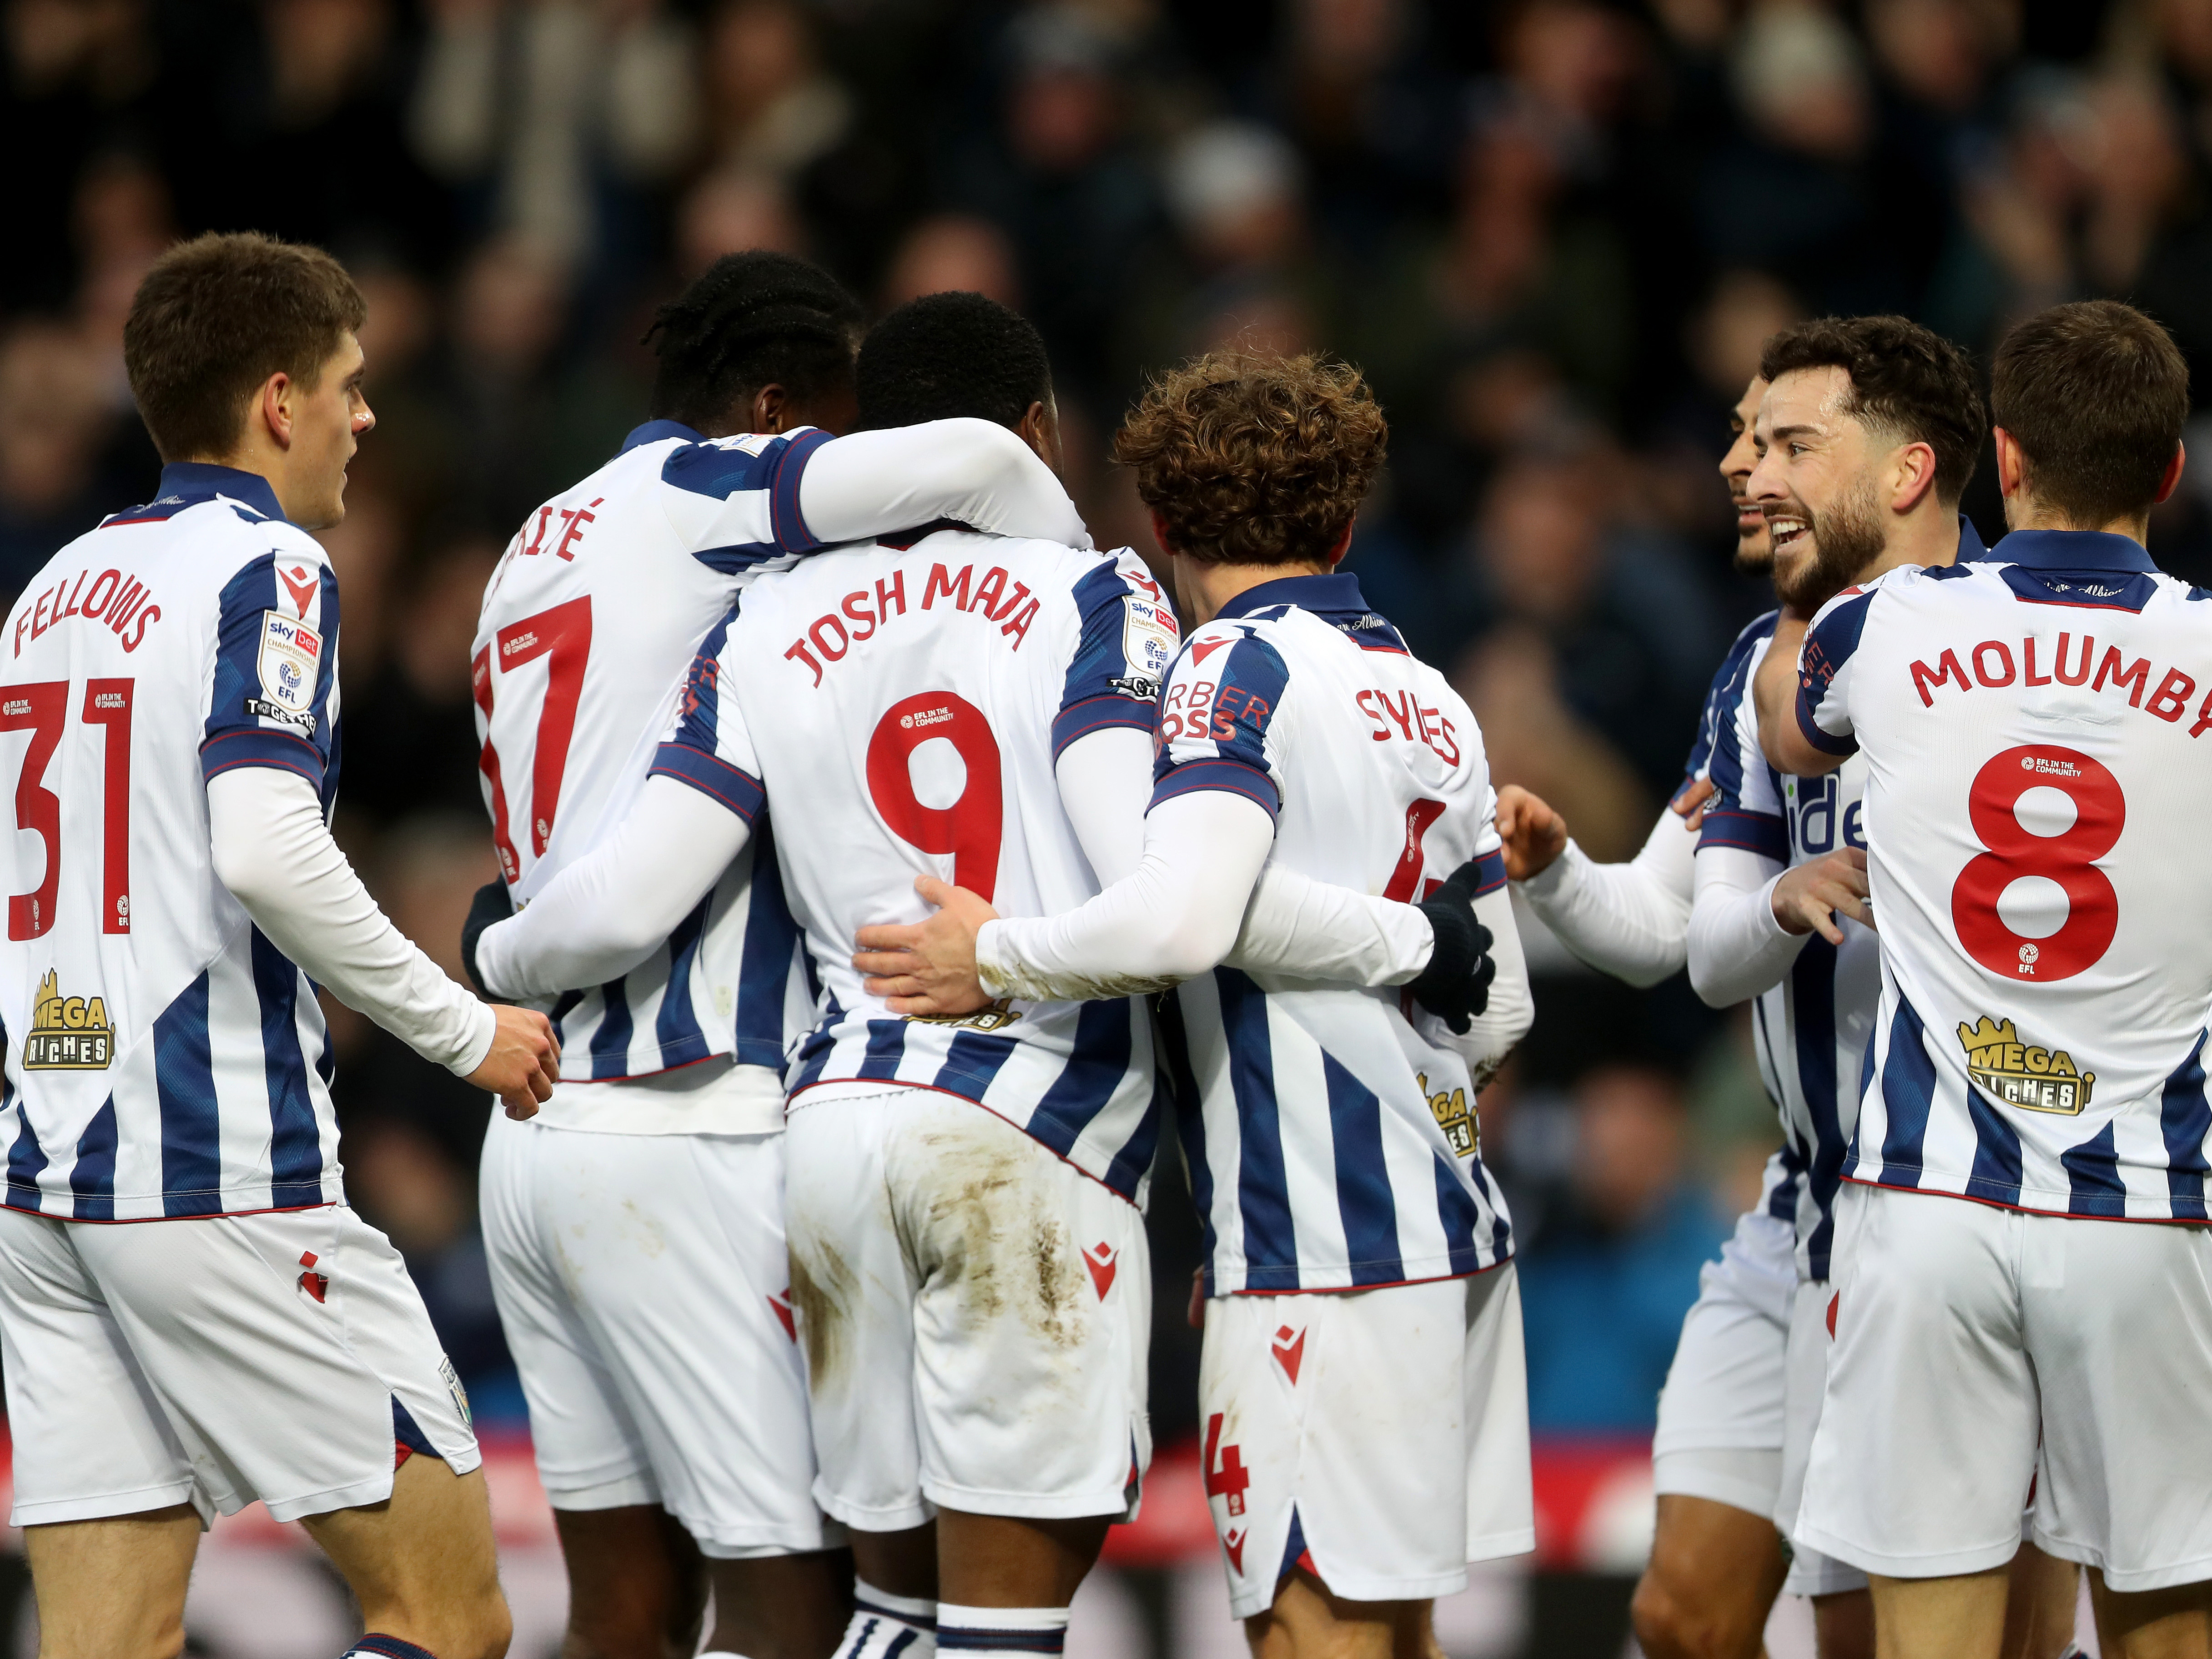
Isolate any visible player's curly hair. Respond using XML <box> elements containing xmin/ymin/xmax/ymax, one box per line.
<box><xmin>1759</xmin><ymin>315</ymin><xmax>1985</xmax><ymax>506</ymax></box>
<box><xmin>1112</xmin><ymin>352</ymin><xmax>1388</xmax><ymax>567</ymax></box>
<box><xmin>644</xmin><ymin>251</ymin><xmax>864</xmax><ymax>432</ymax></box>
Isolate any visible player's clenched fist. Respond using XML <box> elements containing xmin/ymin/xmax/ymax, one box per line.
<box><xmin>468</xmin><ymin>1004</ymin><xmax>562</xmax><ymax>1119</ymax></box>
<box><xmin>1770</xmin><ymin>846</ymin><xmax>1872</xmax><ymax>945</ymax></box>
<box><xmin>1493</xmin><ymin>784</ymin><xmax>1569</xmax><ymax>881</ymax></box>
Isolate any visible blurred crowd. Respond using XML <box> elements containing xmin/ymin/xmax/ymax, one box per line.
<box><xmin>7</xmin><ymin>0</ymin><xmax>2212</xmax><ymax>1443</ymax></box>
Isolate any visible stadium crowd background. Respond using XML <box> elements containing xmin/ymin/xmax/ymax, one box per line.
<box><xmin>0</xmin><ymin>0</ymin><xmax>2205</xmax><ymax>1647</ymax></box>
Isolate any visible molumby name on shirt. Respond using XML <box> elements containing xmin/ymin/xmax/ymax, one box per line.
<box><xmin>1907</xmin><ymin>630</ymin><xmax>2212</xmax><ymax>734</ymax></box>
<box><xmin>782</xmin><ymin>562</ymin><xmax>1043</xmax><ymax>687</ymax></box>
<box><xmin>12</xmin><ymin>568</ymin><xmax>162</xmax><ymax>658</ymax></box>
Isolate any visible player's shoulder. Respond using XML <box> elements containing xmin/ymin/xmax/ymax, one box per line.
<box><xmin>656</xmin><ymin>423</ymin><xmax>819</xmax><ymax>500</ymax></box>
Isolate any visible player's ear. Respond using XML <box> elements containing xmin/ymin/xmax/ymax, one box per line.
<box><xmin>256</xmin><ymin>371</ymin><xmax>295</xmax><ymax>453</ymax></box>
<box><xmin>1891</xmin><ymin>440</ymin><xmax>1938</xmax><ymax>515</ymax></box>
<box><xmin>748</xmin><ymin>383</ymin><xmax>790</xmax><ymax>435</ymax></box>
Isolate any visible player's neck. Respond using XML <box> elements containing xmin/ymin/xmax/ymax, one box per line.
<box><xmin>2002</xmin><ymin>495</ymin><xmax>2152</xmax><ymax>547</ymax></box>
<box><xmin>1855</xmin><ymin>498</ymin><xmax>1965</xmax><ymax>585</ymax></box>
<box><xmin>1175</xmin><ymin>558</ymin><xmax>1336</xmax><ymax>628</ymax></box>
<box><xmin>189</xmin><ymin>432</ymin><xmax>305</xmax><ymax>524</ymax></box>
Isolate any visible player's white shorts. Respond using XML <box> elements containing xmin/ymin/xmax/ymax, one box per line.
<box><xmin>0</xmin><ymin>1203</ymin><xmax>477</xmax><ymax>1528</ymax></box>
<box><xmin>1776</xmin><ymin>1277</ymin><xmax>1869</xmax><ymax>1598</ymax></box>
<box><xmin>782</xmin><ymin>1088</ymin><xmax>1150</xmax><ymax>1530</ymax></box>
<box><xmin>479</xmin><ymin>1112</ymin><xmax>830</xmax><ymax>1557</ymax></box>
<box><xmin>1651</xmin><ymin>1207</ymin><xmax>1794</xmax><ymax>1520</ymax></box>
<box><xmin>1196</xmin><ymin>1265</ymin><xmax>1534</xmax><ymax>1619</ymax></box>
<box><xmin>1800</xmin><ymin>1181</ymin><xmax>2212</xmax><ymax>1592</ymax></box>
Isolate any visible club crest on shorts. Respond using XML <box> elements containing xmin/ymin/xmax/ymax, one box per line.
<box><xmin>439</xmin><ymin>1356</ymin><xmax>472</xmax><ymax>1428</ymax></box>
<box><xmin>1956</xmin><ymin>1015</ymin><xmax>2094</xmax><ymax>1115</ymax></box>
<box><xmin>25</xmin><ymin>970</ymin><xmax>112</xmax><ymax>1069</ymax></box>
<box><xmin>251</xmin><ymin>610</ymin><xmax>321</xmax><ymax>732</ymax></box>
<box><xmin>1418</xmin><ymin>1070</ymin><xmax>1476</xmax><ymax>1156</ymax></box>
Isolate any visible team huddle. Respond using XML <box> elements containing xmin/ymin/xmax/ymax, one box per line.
<box><xmin>0</xmin><ymin>228</ymin><xmax>2198</xmax><ymax>1659</ymax></box>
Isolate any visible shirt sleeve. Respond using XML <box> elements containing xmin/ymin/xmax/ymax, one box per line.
<box><xmin>199</xmin><ymin>548</ymin><xmax>340</xmax><ymax>802</ymax></box>
<box><xmin>1517</xmin><ymin>812</ymin><xmax>1696</xmax><ymax>988</ymax></box>
<box><xmin>1796</xmin><ymin>588</ymin><xmax>1876</xmax><ymax>757</ymax></box>
<box><xmin>657</xmin><ymin>420</ymin><xmax>1092</xmax><ymax>578</ymax></box>
<box><xmin>1149</xmin><ymin>624</ymin><xmax>1290</xmax><ymax>820</ymax></box>
<box><xmin>1053</xmin><ymin>552</ymin><xmax>1179</xmax><ymax>759</ymax></box>
<box><xmin>644</xmin><ymin>603</ymin><xmax>769</xmax><ymax>821</ymax></box>
<box><xmin>1698</xmin><ymin>635</ymin><xmax>1790</xmax><ymax>862</ymax></box>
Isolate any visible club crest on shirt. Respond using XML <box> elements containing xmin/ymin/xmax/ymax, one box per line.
<box><xmin>1957</xmin><ymin>1015</ymin><xmax>2094</xmax><ymax>1115</ymax></box>
<box><xmin>256</xmin><ymin>610</ymin><xmax>321</xmax><ymax>719</ymax></box>
<box><xmin>25</xmin><ymin>970</ymin><xmax>113</xmax><ymax>1069</ymax></box>
<box><xmin>1419</xmin><ymin>1069</ymin><xmax>1476</xmax><ymax>1156</ymax></box>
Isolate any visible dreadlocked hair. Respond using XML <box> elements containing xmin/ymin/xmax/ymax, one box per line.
<box><xmin>855</xmin><ymin>291</ymin><xmax>1052</xmax><ymax>431</ymax></box>
<box><xmin>643</xmin><ymin>251</ymin><xmax>864</xmax><ymax>431</ymax></box>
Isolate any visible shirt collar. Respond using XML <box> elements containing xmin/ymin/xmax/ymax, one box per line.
<box><xmin>621</xmin><ymin>418</ymin><xmax>704</xmax><ymax>454</ymax></box>
<box><xmin>1215</xmin><ymin>570</ymin><xmax>1367</xmax><ymax>621</ymax></box>
<box><xmin>156</xmin><ymin>462</ymin><xmax>286</xmax><ymax>523</ymax></box>
<box><xmin>1989</xmin><ymin>528</ymin><xmax>2157</xmax><ymax>573</ymax></box>
<box><xmin>1955</xmin><ymin>513</ymin><xmax>1988</xmax><ymax>562</ymax></box>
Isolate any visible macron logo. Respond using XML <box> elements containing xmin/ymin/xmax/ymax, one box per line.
<box><xmin>1191</xmin><ymin>637</ymin><xmax>1231</xmax><ymax>666</ymax></box>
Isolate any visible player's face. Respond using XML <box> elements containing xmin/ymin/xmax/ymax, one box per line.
<box><xmin>1748</xmin><ymin>366</ymin><xmax>1887</xmax><ymax>613</ymax></box>
<box><xmin>1721</xmin><ymin>375</ymin><xmax>1770</xmax><ymax>575</ymax></box>
<box><xmin>290</xmin><ymin>333</ymin><xmax>374</xmax><ymax>531</ymax></box>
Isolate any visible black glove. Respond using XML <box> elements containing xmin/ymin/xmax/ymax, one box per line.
<box><xmin>461</xmin><ymin>879</ymin><xmax>515</xmax><ymax>998</ymax></box>
<box><xmin>1406</xmin><ymin>860</ymin><xmax>1497</xmax><ymax>1035</ymax></box>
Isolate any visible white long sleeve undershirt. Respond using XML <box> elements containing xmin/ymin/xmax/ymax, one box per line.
<box><xmin>978</xmin><ymin>789</ymin><xmax>1530</xmax><ymax>1078</ymax></box>
<box><xmin>1515</xmin><ymin>807</ymin><xmax>1699</xmax><ymax>989</ymax></box>
<box><xmin>796</xmin><ymin>421</ymin><xmax>1091</xmax><ymax>550</ymax></box>
<box><xmin>1687</xmin><ymin>841</ymin><xmax>1805</xmax><ymax>1009</ymax></box>
<box><xmin>207</xmin><ymin>768</ymin><xmax>495</xmax><ymax>1074</ymax></box>
<box><xmin>476</xmin><ymin>728</ymin><xmax>1435</xmax><ymax>1002</ymax></box>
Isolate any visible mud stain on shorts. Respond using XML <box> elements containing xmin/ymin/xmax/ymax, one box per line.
<box><xmin>789</xmin><ymin>1237</ymin><xmax>856</xmax><ymax>1385</ymax></box>
<box><xmin>916</xmin><ymin>1122</ymin><xmax>1087</xmax><ymax>1353</ymax></box>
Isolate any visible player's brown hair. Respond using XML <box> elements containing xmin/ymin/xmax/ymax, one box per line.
<box><xmin>1759</xmin><ymin>315</ymin><xmax>1986</xmax><ymax>506</ymax></box>
<box><xmin>1113</xmin><ymin>352</ymin><xmax>1387</xmax><ymax>567</ymax></box>
<box><xmin>123</xmin><ymin>232</ymin><xmax>367</xmax><ymax>463</ymax></box>
<box><xmin>1991</xmin><ymin>300</ymin><xmax>2189</xmax><ymax>528</ymax></box>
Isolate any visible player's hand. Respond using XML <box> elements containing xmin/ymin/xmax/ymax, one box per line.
<box><xmin>1670</xmin><ymin>774</ymin><xmax>1716</xmax><ymax>832</ymax></box>
<box><xmin>852</xmin><ymin>875</ymin><xmax>1001</xmax><ymax>1017</ymax></box>
<box><xmin>1494</xmin><ymin>784</ymin><xmax>1568</xmax><ymax>880</ymax></box>
<box><xmin>467</xmin><ymin>1004</ymin><xmax>560</xmax><ymax>1120</ymax></box>
<box><xmin>1406</xmin><ymin>860</ymin><xmax>1498</xmax><ymax>1034</ymax></box>
<box><xmin>1771</xmin><ymin>848</ymin><xmax>1872</xmax><ymax>945</ymax></box>
<box><xmin>460</xmin><ymin>879</ymin><xmax>513</xmax><ymax>997</ymax></box>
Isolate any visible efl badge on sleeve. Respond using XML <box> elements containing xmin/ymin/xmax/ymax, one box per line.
<box><xmin>1116</xmin><ymin>595</ymin><xmax>1179</xmax><ymax>700</ymax></box>
<box><xmin>251</xmin><ymin>611</ymin><xmax>322</xmax><ymax>732</ymax></box>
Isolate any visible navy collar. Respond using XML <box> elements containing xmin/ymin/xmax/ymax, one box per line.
<box><xmin>1215</xmin><ymin>571</ymin><xmax>1366</xmax><ymax>621</ymax></box>
<box><xmin>1956</xmin><ymin>513</ymin><xmax>1988</xmax><ymax>562</ymax></box>
<box><xmin>1990</xmin><ymin>528</ymin><xmax>2157</xmax><ymax>573</ymax></box>
<box><xmin>622</xmin><ymin>418</ymin><xmax>704</xmax><ymax>454</ymax></box>
<box><xmin>156</xmin><ymin>462</ymin><xmax>286</xmax><ymax>523</ymax></box>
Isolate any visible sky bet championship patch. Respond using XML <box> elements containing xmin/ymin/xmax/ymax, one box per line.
<box><xmin>250</xmin><ymin>610</ymin><xmax>321</xmax><ymax>733</ymax></box>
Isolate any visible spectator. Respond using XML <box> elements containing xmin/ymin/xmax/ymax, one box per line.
<box><xmin>1513</xmin><ymin>1065</ymin><xmax>1727</xmax><ymax>1435</ymax></box>
<box><xmin>701</xmin><ymin>0</ymin><xmax>851</xmax><ymax>183</ymax></box>
<box><xmin>880</xmin><ymin>213</ymin><xmax>1023</xmax><ymax>309</ymax></box>
<box><xmin>0</xmin><ymin>322</ymin><xmax>133</xmax><ymax>598</ymax></box>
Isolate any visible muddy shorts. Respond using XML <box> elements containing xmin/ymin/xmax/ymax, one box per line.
<box><xmin>783</xmin><ymin>1086</ymin><xmax>1151</xmax><ymax>1530</ymax></box>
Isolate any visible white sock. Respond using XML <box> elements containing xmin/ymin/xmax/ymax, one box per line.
<box><xmin>839</xmin><ymin>1580</ymin><xmax>938</xmax><ymax>1659</ymax></box>
<box><xmin>935</xmin><ymin>1603</ymin><xmax>1069</xmax><ymax>1659</ymax></box>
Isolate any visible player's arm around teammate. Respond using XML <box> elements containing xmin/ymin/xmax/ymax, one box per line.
<box><xmin>0</xmin><ymin>236</ymin><xmax>555</xmax><ymax>1659</ymax></box>
<box><xmin>857</xmin><ymin>354</ymin><xmax>1532</xmax><ymax>1659</ymax></box>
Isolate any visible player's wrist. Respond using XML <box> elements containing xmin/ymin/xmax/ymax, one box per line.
<box><xmin>974</xmin><ymin>918</ymin><xmax>1015</xmax><ymax>999</ymax></box>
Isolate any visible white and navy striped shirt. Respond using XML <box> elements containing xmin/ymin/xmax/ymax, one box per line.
<box><xmin>657</xmin><ymin>531</ymin><xmax>1174</xmax><ymax>1202</ymax></box>
<box><xmin>473</xmin><ymin>421</ymin><xmax>835</xmax><ymax>1086</ymax></box>
<box><xmin>1150</xmin><ymin>573</ymin><xmax>1514</xmax><ymax>1293</ymax></box>
<box><xmin>0</xmin><ymin>464</ymin><xmax>343</xmax><ymax>1218</ymax></box>
<box><xmin>1799</xmin><ymin>529</ymin><xmax>2212</xmax><ymax>1220</ymax></box>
